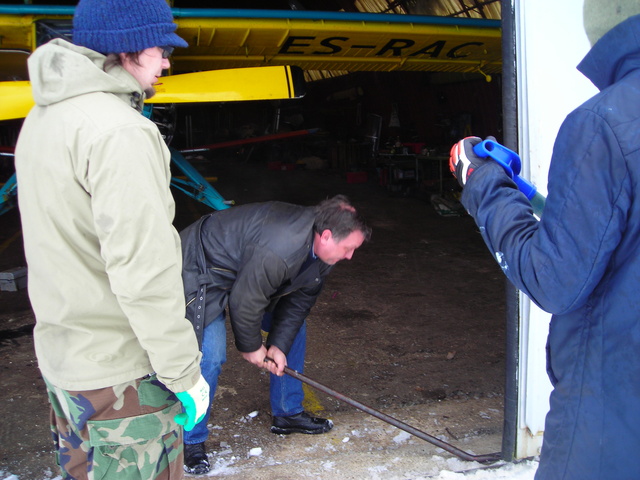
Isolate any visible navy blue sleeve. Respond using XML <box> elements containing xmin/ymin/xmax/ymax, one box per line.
<box><xmin>461</xmin><ymin>109</ymin><xmax>628</xmax><ymax>314</ymax></box>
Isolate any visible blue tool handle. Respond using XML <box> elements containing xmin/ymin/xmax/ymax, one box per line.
<box><xmin>473</xmin><ymin>139</ymin><xmax>538</xmax><ymax>200</ymax></box>
<box><xmin>473</xmin><ymin>139</ymin><xmax>520</xmax><ymax>176</ymax></box>
<box><xmin>512</xmin><ymin>176</ymin><xmax>538</xmax><ymax>200</ymax></box>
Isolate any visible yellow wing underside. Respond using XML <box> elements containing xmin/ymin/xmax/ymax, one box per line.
<box><xmin>0</xmin><ymin>12</ymin><xmax>501</xmax><ymax>120</ymax></box>
<box><xmin>0</xmin><ymin>13</ymin><xmax>501</xmax><ymax>75</ymax></box>
<box><xmin>0</xmin><ymin>66</ymin><xmax>303</xmax><ymax>121</ymax></box>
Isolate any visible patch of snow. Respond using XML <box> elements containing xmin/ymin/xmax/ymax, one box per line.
<box><xmin>322</xmin><ymin>461</ymin><xmax>335</xmax><ymax>471</ymax></box>
<box><xmin>368</xmin><ymin>465</ymin><xmax>389</xmax><ymax>473</ymax></box>
<box><xmin>1</xmin><ymin>470</ymin><xmax>60</xmax><ymax>480</ymax></box>
<box><xmin>212</xmin><ymin>442</ymin><xmax>233</xmax><ymax>456</ymax></box>
<box><xmin>209</xmin><ymin>455</ymin><xmax>241</xmax><ymax>476</ymax></box>
<box><xmin>248</xmin><ymin>447</ymin><xmax>262</xmax><ymax>457</ymax></box>
<box><xmin>434</xmin><ymin>460</ymin><xmax>538</xmax><ymax>479</ymax></box>
<box><xmin>392</xmin><ymin>431</ymin><xmax>411</xmax><ymax>444</ymax></box>
<box><xmin>446</xmin><ymin>456</ymin><xmax>478</xmax><ymax>471</ymax></box>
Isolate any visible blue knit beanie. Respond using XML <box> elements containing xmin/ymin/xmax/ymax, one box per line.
<box><xmin>72</xmin><ymin>0</ymin><xmax>188</xmax><ymax>55</ymax></box>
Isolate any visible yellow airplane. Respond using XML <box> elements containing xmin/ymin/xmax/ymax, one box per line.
<box><xmin>0</xmin><ymin>4</ymin><xmax>502</xmax><ymax>120</ymax></box>
<box><xmin>0</xmin><ymin>6</ymin><xmax>501</xmax><ymax>118</ymax></box>
<box><xmin>0</xmin><ymin>6</ymin><xmax>501</xmax><ymax>212</ymax></box>
<box><xmin>0</xmin><ymin>6</ymin><xmax>501</xmax><ymax>78</ymax></box>
<box><xmin>170</xmin><ymin>9</ymin><xmax>501</xmax><ymax>74</ymax></box>
<box><xmin>0</xmin><ymin>65</ymin><xmax>305</xmax><ymax>121</ymax></box>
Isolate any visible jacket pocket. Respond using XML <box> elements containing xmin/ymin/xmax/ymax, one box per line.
<box><xmin>209</xmin><ymin>266</ymin><xmax>235</xmax><ymax>289</ymax></box>
<box><xmin>87</xmin><ymin>401</ymin><xmax>182</xmax><ymax>480</ymax></box>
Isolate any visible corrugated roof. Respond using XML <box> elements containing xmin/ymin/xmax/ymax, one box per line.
<box><xmin>349</xmin><ymin>0</ymin><xmax>500</xmax><ymax>19</ymax></box>
<box><xmin>306</xmin><ymin>0</ymin><xmax>501</xmax><ymax>81</ymax></box>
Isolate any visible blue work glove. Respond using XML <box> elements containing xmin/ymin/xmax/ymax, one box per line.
<box><xmin>449</xmin><ymin>136</ymin><xmax>491</xmax><ymax>187</ymax></box>
<box><xmin>174</xmin><ymin>374</ymin><xmax>210</xmax><ymax>431</ymax></box>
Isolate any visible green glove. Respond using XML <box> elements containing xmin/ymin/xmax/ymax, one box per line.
<box><xmin>174</xmin><ymin>374</ymin><xmax>210</xmax><ymax>431</ymax></box>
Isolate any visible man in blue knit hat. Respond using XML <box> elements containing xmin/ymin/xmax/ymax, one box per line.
<box><xmin>15</xmin><ymin>0</ymin><xmax>209</xmax><ymax>478</ymax></box>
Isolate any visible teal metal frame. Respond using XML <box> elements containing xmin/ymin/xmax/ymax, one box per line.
<box><xmin>0</xmin><ymin>106</ymin><xmax>231</xmax><ymax>216</ymax></box>
<box><xmin>0</xmin><ymin>147</ymin><xmax>231</xmax><ymax>216</ymax></box>
<box><xmin>0</xmin><ymin>171</ymin><xmax>17</xmax><ymax>216</ymax></box>
<box><xmin>169</xmin><ymin>147</ymin><xmax>231</xmax><ymax>211</ymax></box>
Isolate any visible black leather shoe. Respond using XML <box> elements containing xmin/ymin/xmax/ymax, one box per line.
<box><xmin>271</xmin><ymin>411</ymin><xmax>334</xmax><ymax>435</ymax></box>
<box><xmin>183</xmin><ymin>442</ymin><xmax>211</xmax><ymax>475</ymax></box>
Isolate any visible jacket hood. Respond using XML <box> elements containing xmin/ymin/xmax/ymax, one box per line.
<box><xmin>578</xmin><ymin>14</ymin><xmax>640</xmax><ymax>91</ymax></box>
<box><xmin>27</xmin><ymin>38</ymin><xmax>144</xmax><ymax>109</ymax></box>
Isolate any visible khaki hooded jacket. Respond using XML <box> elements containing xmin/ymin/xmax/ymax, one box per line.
<box><xmin>15</xmin><ymin>39</ymin><xmax>201</xmax><ymax>393</ymax></box>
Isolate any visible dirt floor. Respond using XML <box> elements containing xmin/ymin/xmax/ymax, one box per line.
<box><xmin>0</xmin><ymin>151</ymin><xmax>513</xmax><ymax>479</ymax></box>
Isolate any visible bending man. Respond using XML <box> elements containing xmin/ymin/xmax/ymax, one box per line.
<box><xmin>179</xmin><ymin>195</ymin><xmax>371</xmax><ymax>475</ymax></box>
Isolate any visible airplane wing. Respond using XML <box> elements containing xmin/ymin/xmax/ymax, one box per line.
<box><xmin>172</xmin><ymin>9</ymin><xmax>501</xmax><ymax>75</ymax></box>
<box><xmin>0</xmin><ymin>7</ymin><xmax>501</xmax><ymax>214</ymax></box>
<box><xmin>0</xmin><ymin>65</ymin><xmax>305</xmax><ymax>121</ymax></box>
<box><xmin>153</xmin><ymin>65</ymin><xmax>305</xmax><ymax>102</ymax></box>
<box><xmin>0</xmin><ymin>6</ymin><xmax>501</xmax><ymax>79</ymax></box>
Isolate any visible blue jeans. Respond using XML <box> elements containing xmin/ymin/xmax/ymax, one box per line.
<box><xmin>184</xmin><ymin>311</ymin><xmax>306</xmax><ymax>445</ymax></box>
<box><xmin>262</xmin><ymin>313</ymin><xmax>306</xmax><ymax>418</ymax></box>
<box><xmin>184</xmin><ymin>311</ymin><xmax>227</xmax><ymax>445</ymax></box>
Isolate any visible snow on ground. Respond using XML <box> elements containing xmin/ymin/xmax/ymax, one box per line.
<box><xmin>0</xmin><ymin>473</ymin><xmax>60</xmax><ymax>480</ymax></box>
<box><xmin>1</xmin><ymin>459</ymin><xmax>538</xmax><ymax>480</ymax></box>
<box><xmin>432</xmin><ymin>460</ymin><xmax>538</xmax><ymax>479</ymax></box>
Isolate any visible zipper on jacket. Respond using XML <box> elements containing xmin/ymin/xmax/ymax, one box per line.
<box><xmin>210</xmin><ymin>266</ymin><xmax>235</xmax><ymax>274</ymax></box>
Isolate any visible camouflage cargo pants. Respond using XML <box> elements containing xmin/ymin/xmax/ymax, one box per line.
<box><xmin>44</xmin><ymin>375</ymin><xmax>185</xmax><ymax>480</ymax></box>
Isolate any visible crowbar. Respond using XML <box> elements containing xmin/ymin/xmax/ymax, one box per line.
<box><xmin>269</xmin><ymin>359</ymin><xmax>502</xmax><ymax>464</ymax></box>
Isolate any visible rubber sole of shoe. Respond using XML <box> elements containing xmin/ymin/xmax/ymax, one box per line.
<box><xmin>183</xmin><ymin>462</ymin><xmax>211</xmax><ymax>475</ymax></box>
<box><xmin>270</xmin><ymin>424</ymin><xmax>333</xmax><ymax>435</ymax></box>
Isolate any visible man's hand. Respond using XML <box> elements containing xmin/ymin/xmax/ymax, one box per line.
<box><xmin>449</xmin><ymin>136</ymin><xmax>489</xmax><ymax>187</ymax></box>
<box><xmin>265</xmin><ymin>346</ymin><xmax>287</xmax><ymax>376</ymax></box>
<box><xmin>174</xmin><ymin>374</ymin><xmax>210</xmax><ymax>431</ymax></box>
<box><xmin>241</xmin><ymin>345</ymin><xmax>269</xmax><ymax>369</ymax></box>
<box><xmin>241</xmin><ymin>345</ymin><xmax>287</xmax><ymax>376</ymax></box>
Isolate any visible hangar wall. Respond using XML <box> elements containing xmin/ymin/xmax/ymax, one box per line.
<box><xmin>514</xmin><ymin>0</ymin><xmax>597</xmax><ymax>459</ymax></box>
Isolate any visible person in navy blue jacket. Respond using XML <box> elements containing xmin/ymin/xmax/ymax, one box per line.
<box><xmin>449</xmin><ymin>11</ymin><xmax>640</xmax><ymax>480</ymax></box>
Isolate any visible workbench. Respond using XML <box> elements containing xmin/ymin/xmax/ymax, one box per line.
<box><xmin>376</xmin><ymin>153</ymin><xmax>449</xmax><ymax>195</ymax></box>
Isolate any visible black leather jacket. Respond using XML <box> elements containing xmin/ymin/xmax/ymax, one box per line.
<box><xmin>180</xmin><ymin>201</ymin><xmax>333</xmax><ymax>355</ymax></box>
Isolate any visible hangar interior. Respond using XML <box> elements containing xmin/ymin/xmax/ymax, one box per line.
<box><xmin>0</xmin><ymin>1</ymin><xmax>517</xmax><ymax>478</ymax></box>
